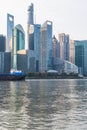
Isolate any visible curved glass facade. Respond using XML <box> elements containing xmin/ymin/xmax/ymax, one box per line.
<box><xmin>12</xmin><ymin>24</ymin><xmax>25</xmax><ymax>69</ymax></box>
<box><xmin>64</xmin><ymin>60</ymin><xmax>78</xmax><ymax>74</ymax></box>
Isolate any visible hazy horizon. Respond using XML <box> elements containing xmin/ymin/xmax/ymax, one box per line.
<box><xmin>0</xmin><ymin>0</ymin><xmax>87</xmax><ymax>40</ymax></box>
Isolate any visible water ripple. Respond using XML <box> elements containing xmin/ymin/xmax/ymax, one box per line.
<box><xmin>0</xmin><ymin>80</ymin><xmax>87</xmax><ymax>129</ymax></box>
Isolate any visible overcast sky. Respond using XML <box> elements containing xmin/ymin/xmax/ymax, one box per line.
<box><xmin>0</xmin><ymin>0</ymin><xmax>87</xmax><ymax>40</ymax></box>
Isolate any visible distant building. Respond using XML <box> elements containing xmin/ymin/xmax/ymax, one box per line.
<box><xmin>75</xmin><ymin>40</ymin><xmax>87</xmax><ymax>75</ymax></box>
<box><xmin>0</xmin><ymin>52</ymin><xmax>11</xmax><ymax>73</ymax></box>
<box><xmin>0</xmin><ymin>35</ymin><xmax>6</xmax><ymax>52</ymax></box>
<box><xmin>53</xmin><ymin>58</ymin><xmax>78</xmax><ymax>74</ymax></box>
<box><xmin>39</xmin><ymin>21</ymin><xmax>53</xmax><ymax>72</ymax></box>
<box><xmin>34</xmin><ymin>24</ymin><xmax>41</xmax><ymax>71</ymax></box>
<box><xmin>17</xmin><ymin>50</ymin><xmax>28</xmax><ymax>73</ymax></box>
<box><xmin>52</xmin><ymin>35</ymin><xmax>60</xmax><ymax>58</ymax></box>
<box><xmin>53</xmin><ymin>58</ymin><xmax>64</xmax><ymax>73</ymax></box>
<box><xmin>12</xmin><ymin>24</ymin><xmax>25</xmax><ymax>69</ymax></box>
<box><xmin>27</xmin><ymin>3</ymin><xmax>41</xmax><ymax>72</ymax></box>
<box><xmin>27</xmin><ymin>3</ymin><xmax>34</xmax><ymax>25</ymax></box>
<box><xmin>69</xmin><ymin>40</ymin><xmax>75</xmax><ymax>64</ymax></box>
<box><xmin>27</xmin><ymin>24</ymin><xmax>41</xmax><ymax>72</ymax></box>
<box><xmin>52</xmin><ymin>35</ymin><xmax>60</xmax><ymax>69</ymax></box>
<box><xmin>7</xmin><ymin>13</ymin><xmax>14</xmax><ymax>52</ymax></box>
<box><xmin>64</xmin><ymin>60</ymin><xmax>78</xmax><ymax>74</ymax></box>
<box><xmin>59</xmin><ymin>33</ymin><xmax>69</xmax><ymax>61</ymax></box>
<box><xmin>27</xmin><ymin>3</ymin><xmax>34</xmax><ymax>50</ymax></box>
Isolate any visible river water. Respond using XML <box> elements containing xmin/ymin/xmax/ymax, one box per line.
<box><xmin>0</xmin><ymin>79</ymin><xmax>87</xmax><ymax>130</ymax></box>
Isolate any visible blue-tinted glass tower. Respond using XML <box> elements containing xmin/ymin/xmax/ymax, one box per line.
<box><xmin>12</xmin><ymin>24</ymin><xmax>25</xmax><ymax>69</ymax></box>
<box><xmin>27</xmin><ymin>3</ymin><xmax>41</xmax><ymax>72</ymax></box>
<box><xmin>7</xmin><ymin>13</ymin><xmax>14</xmax><ymax>52</ymax></box>
<box><xmin>39</xmin><ymin>21</ymin><xmax>53</xmax><ymax>72</ymax></box>
<box><xmin>27</xmin><ymin>3</ymin><xmax>34</xmax><ymax>50</ymax></box>
<box><xmin>75</xmin><ymin>40</ymin><xmax>87</xmax><ymax>75</ymax></box>
<box><xmin>0</xmin><ymin>35</ymin><xmax>6</xmax><ymax>52</ymax></box>
<box><xmin>28</xmin><ymin>24</ymin><xmax>41</xmax><ymax>72</ymax></box>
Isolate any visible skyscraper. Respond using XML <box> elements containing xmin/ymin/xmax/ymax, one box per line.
<box><xmin>59</xmin><ymin>33</ymin><xmax>69</xmax><ymax>61</ymax></box>
<box><xmin>12</xmin><ymin>24</ymin><xmax>25</xmax><ymax>69</ymax></box>
<box><xmin>39</xmin><ymin>21</ymin><xmax>53</xmax><ymax>72</ymax></box>
<box><xmin>7</xmin><ymin>13</ymin><xmax>14</xmax><ymax>52</ymax></box>
<box><xmin>52</xmin><ymin>35</ymin><xmax>60</xmax><ymax>70</ymax></box>
<box><xmin>27</xmin><ymin>24</ymin><xmax>41</xmax><ymax>72</ymax></box>
<box><xmin>69</xmin><ymin>40</ymin><xmax>75</xmax><ymax>64</ymax></box>
<box><xmin>52</xmin><ymin>35</ymin><xmax>60</xmax><ymax>59</ymax></box>
<box><xmin>27</xmin><ymin>3</ymin><xmax>34</xmax><ymax>50</ymax></box>
<box><xmin>27</xmin><ymin>3</ymin><xmax>34</xmax><ymax>25</ymax></box>
<box><xmin>27</xmin><ymin>3</ymin><xmax>41</xmax><ymax>72</ymax></box>
<box><xmin>0</xmin><ymin>52</ymin><xmax>11</xmax><ymax>73</ymax></box>
<box><xmin>34</xmin><ymin>24</ymin><xmax>41</xmax><ymax>71</ymax></box>
<box><xmin>0</xmin><ymin>35</ymin><xmax>6</xmax><ymax>52</ymax></box>
<box><xmin>75</xmin><ymin>40</ymin><xmax>87</xmax><ymax>75</ymax></box>
<box><xmin>17</xmin><ymin>50</ymin><xmax>28</xmax><ymax>73</ymax></box>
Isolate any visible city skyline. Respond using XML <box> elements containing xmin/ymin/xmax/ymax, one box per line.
<box><xmin>0</xmin><ymin>0</ymin><xmax>87</xmax><ymax>40</ymax></box>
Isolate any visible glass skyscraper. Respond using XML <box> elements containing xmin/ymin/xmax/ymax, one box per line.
<box><xmin>75</xmin><ymin>40</ymin><xmax>87</xmax><ymax>75</ymax></box>
<box><xmin>52</xmin><ymin>35</ymin><xmax>60</xmax><ymax>59</ymax></box>
<box><xmin>59</xmin><ymin>33</ymin><xmax>69</xmax><ymax>61</ymax></box>
<box><xmin>28</xmin><ymin>24</ymin><xmax>41</xmax><ymax>72</ymax></box>
<box><xmin>52</xmin><ymin>35</ymin><xmax>60</xmax><ymax>70</ymax></box>
<box><xmin>0</xmin><ymin>52</ymin><xmax>11</xmax><ymax>73</ymax></box>
<box><xmin>12</xmin><ymin>24</ymin><xmax>25</xmax><ymax>69</ymax></box>
<box><xmin>34</xmin><ymin>24</ymin><xmax>41</xmax><ymax>71</ymax></box>
<box><xmin>27</xmin><ymin>3</ymin><xmax>34</xmax><ymax>50</ymax></box>
<box><xmin>7</xmin><ymin>13</ymin><xmax>14</xmax><ymax>52</ymax></box>
<box><xmin>39</xmin><ymin>21</ymin><xmax>53</xmax><ymax>72</ymax></box>
<box><xmin>0</xmin><ymin>35</ymin><xmax>6</xmax><ymax>52</ymax></box>
<box><xmin>27</xmin><ymin>3</ymin><xmax>41</xmax><ymax>72</ymax></box>
<box><xmin>27</xmin><ymin>3</ymin><xmax>34</xmax><ymax>25</ymax></box>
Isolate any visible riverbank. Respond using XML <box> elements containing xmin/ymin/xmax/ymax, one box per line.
<box><xmin>26</xmin><ymin>72</ymin><xmax>83</xmax><ymax>79</ymax></box>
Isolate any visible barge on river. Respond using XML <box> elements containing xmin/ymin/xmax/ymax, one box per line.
<box><xmin>0</xmin><ymin>70</ymin><xmax>26</xmax><ymax>81</ymax></box>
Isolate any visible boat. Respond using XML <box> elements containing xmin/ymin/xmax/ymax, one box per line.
<box><xmin>0</xmin><ymin>70</ymin><xmax>26</xmax><ymax>81</ymax></box>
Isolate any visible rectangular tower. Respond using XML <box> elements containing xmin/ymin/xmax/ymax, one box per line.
<box><xmin>39</xmin><ymin>21</ymin><xmax>53</xmax><ymax>72</ymax></box>
<box><xmin>0</xmin><ymin>35</ymin><xmax>6</xmax><ymax>52</ymax></box>
<box><xmin>7</xmin><ymin>13</ymin><xmax>14</xmax><ymax>52</ymax></box>
<box><xmin>59</xmin><ymin>33</ymin><xmax>69</xmax><ymax>61</ymax></box>
<box><xmin>69</xmin><ymin>40</ymin><xmax>75</xmax><ymax>64</ymax></box>
<box><xmin>28</xmin><ymin>24</ymin><xmax>41</xmax><ymax>72</ymax></box>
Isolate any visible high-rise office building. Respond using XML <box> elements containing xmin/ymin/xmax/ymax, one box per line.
<box><xmin>52</xmin><ymin>35</ymin><xmax>60</xmax><ymax>59</ymax></box>
<box><xmin>28</xmin><ymin>24</ymin><xmax>34</xmax><ymax>50</ymax></box>
<box><xmin>17</xmin><ymin>50</ymin><xmax>28</xmax><ymax>73</ymax></box>
<box><xmin>27</xmin><ymin>3</ymin><xmax>41</xmax><ymax>72</ymax></box>
<box><xmin>52</xmin><ymin>35</ymin><xmax>60</xmax><ymax>70</ymax></box>
<box><xmin>27</xmin><ymin>3</ymin><xmax>34</xmax><ymax>25</ymax></box>
<box><xmin>0</xmin><ymin>35</ymin><xmax>6</xmax><ymax>52</ymax></box>
<box><xmin>12</xmin><ymin>24</ymin><xmax>25</xmax><ymax>69</ymax></box>
<box><xmin>7</xmin><ymin>13</ymin><xmax>14</xmax><ymax>52</ymax></box>
<box><xmin>69</xmin><ymin>40</ymin><xmax>75</xmax><ymax>64</ymax></box>
<box><xmin>75</xmin><ymin>40</ymin><xmax>87</xmax><ymax>75</ymax></box>
<box><xmin>0</xmin><ymin>52</ymin><xmax>11</xmax><ymax>73</ymax></box>
<box><xmin>27</xmin><ymin>24</ymin><xmax>41</xmax><ymax>72</ymax></box>
<box><xmin>59</xmin><ymin>33</ymin><xmax>69</xmax><ymax>61</ymax></box>
<box><xmin>34</xmin><ymin>24</ymin><xmax>41</xmax><ymax>71</ymax></box>
<box><xmin>27</xmin><ymin>3</ymin><xmax>34</xmax><ymax>50</ymax></box>
<box><xmin>39</xmin><ymin>21</ymin><xmax>53</xmax><ymax>72</ymax></box>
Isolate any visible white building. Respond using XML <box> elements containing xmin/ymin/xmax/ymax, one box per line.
<box><xmin>64</xmin><ymin>60</ymin><xmax>78</xmax><ymax>74</ymax></box>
